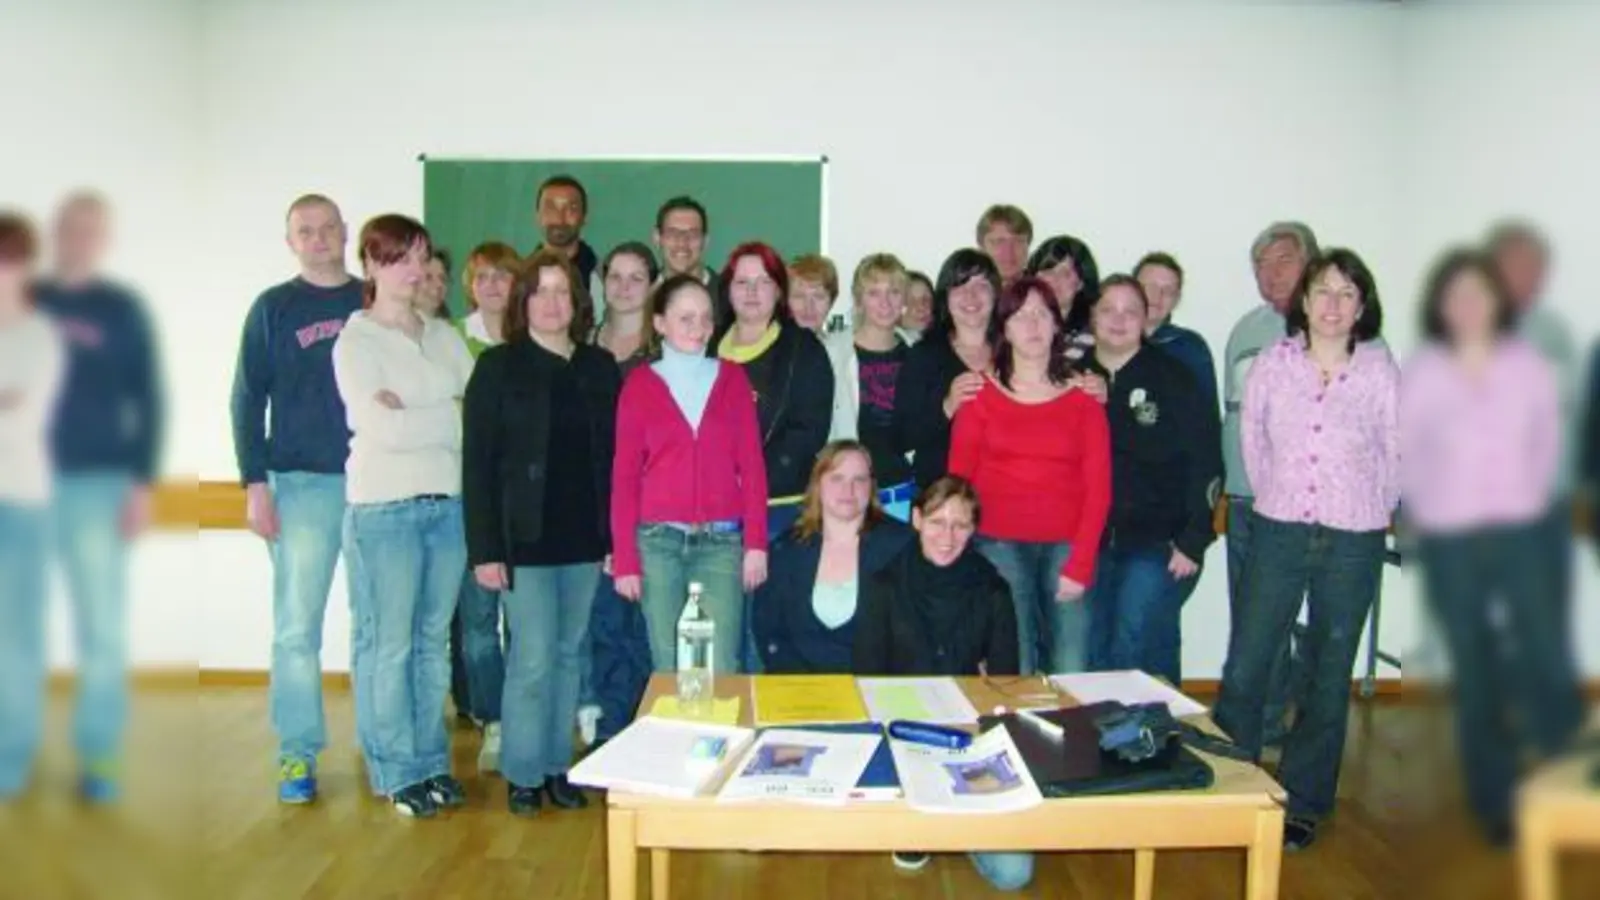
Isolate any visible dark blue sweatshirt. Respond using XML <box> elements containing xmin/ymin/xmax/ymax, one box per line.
<box><xmin>230</xmin><ymin>277</ymin><xmax>364</xmax><ymax>485</ymax></box>
<box><xmin>1148</xmin><ymin>322</ymin><xmax>1219</xmax><ymax>417</ymax></box>
<box><xmin>34</xmin><ymin>279</ymin><xmax>165</xmax><ymax>482</ymax></box>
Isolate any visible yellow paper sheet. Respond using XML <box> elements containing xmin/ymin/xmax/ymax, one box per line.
<box><xmin>649</xmin><ymin>695</ymin><xmax>743</xmax><ymax>726</ymax></box>
<box><xmin>751</xmin><ymin>675</ymin><xmax>869</xmax><ymax>726</ymax></box>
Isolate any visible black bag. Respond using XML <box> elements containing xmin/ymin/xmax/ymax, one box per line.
<box><xmin>980</xmin><ymin>701</ymin><xmax>1215</xmax><ymax>798</ymax></box>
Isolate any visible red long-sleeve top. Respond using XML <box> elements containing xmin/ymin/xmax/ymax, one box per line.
<box><xmin>948</xmin><ymin>380</ymin><xmax>1112</xmax><ymax>585</ymax></box>
<box><xmin>610</xmin><ymin>362</ymin><xmax>769</xmax><ymax>578</ymax></box>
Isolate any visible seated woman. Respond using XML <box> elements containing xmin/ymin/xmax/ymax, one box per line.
<box><xmin>851</xmin><ymin>475</ymin><xmax>1032</xmax><ymax>892</ymax></box>
<box><xmin>751</xmin><ymin>440</ymin><xmax>912</xmax><ymax>674</ymax></box>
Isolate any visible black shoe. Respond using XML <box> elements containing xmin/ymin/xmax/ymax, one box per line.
<box><xmin>391</xmin><ymin>783</ymin><xmax>438</xmax><ymax>819</ymax></box>
<box><xmin>508</xmin><ymin>782</ymin><xmax>543</xmax><ymax>817</ymax></box>
<box><xmin>424</xmin><ymin>775</ymin><xmax>467</xmax><ymax>810</ymax></box>
<box><xmin>544</xmin><ymin>775</ymin><xmax>589</xmax><ymax>809</ymax></box>
<box><xmin>1284</xmin><ymin>816</ymin><xmax>1319</xmax><ymax>852</ymax></box>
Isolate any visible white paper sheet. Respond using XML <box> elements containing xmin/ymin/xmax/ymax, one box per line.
<box><xmin>717</xmin><ymin>729</ymin><xmax>882</xmax><ymax>805</ymax></box>
<box><xmin>1049</xmin><ymin>670</ymin><xmax>1209</xmax><ymax>718</ymax></box>
<box><xmin>568</xmin><ymin>716</ymin><xmax>754</xmax><ymax>798</ymax></box>
<box><xmin>856</xmin><ymin>677</ymin><xmax>981</xmax><ymax>725</ymax></box>
<box><xmin>889</xmin><ymin>725</ymin><xmax>1043</xmax><ymax>814</ymax></box>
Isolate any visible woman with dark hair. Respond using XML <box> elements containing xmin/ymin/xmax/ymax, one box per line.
<box><xmin>592</xmin><ymin>241</ymin><xmax>660</xmax><ymax>374</ymax></box>
<box><xmin>892</xmin><ymin>249</ymin><xmax>999</xmax><ymax>492</ymax></box>
<box><xmin>463</xmin><ymin>248</ymin><xmax>621</xmax><ymax>817</ymax></box>
<box><xmin>332</xmin><ymin>214</ymin><xmax>474</xmax><ymax>817</ymax></box>
<box><xmin>949</xmin><ymin>276</ymin><xmax>1112</xmax><ymax>675</ymax></box>
<box><xmin>852</xmin><ymin>475</ymin><xmax>1032</xmax><ymax>890</ymax></box>
<box><xmin>1402</xmin><ymin>248</ymin><xmax>1583</xmax><ymax>845</ymax></box>
<box><xmin>1077</xmin><ymin>275</ymin><xmax>1221</xmax><ymax>685</ymax></box>
<box><xmin>1025</xmin><ymin>234</ymin><xmax>1100</xmax><ymax>341</ymax></box>
<box><xmin>752</xmin><ymin>440</ymin><xmax>912</xmax><ymax>674</ymax></box>
<box><xmin>1215</xmin><ymin>248</ymin><xmax>1398</xmax><ymax>851</ymax></box>
<box><xmin>0</xmin><ymin>212</ymin><xmax>66</xmax><ymax>802</ymax></box>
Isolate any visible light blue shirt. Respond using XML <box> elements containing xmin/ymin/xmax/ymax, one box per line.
<box><xmin>652</xmin><ymin>343</ymin><xmax>718</xmax><ymax>431</ymax></box>
<box><xmin>811</xmin><ymin>578</ymin><xmax>858</xmax><ymax>630</ymax></box>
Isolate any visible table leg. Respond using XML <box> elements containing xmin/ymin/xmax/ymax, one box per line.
<box><xmin>1517</xmin><ymin>813</ymin><xmax>1555</xmax><ymax>900</ymax></box>
<box><xmin>652</xmin><ymin>849</ymin><xmax>671</xmax><ymax>900</ymax></box>
<box><xmin>607</xmin><ymin>809</ymin><xmax>638</xmax><ymax>900</ymax></box>
<box><xmin>1133</xmin><ymin>849</ymin><xmax>1155</xmax><ymax>900</ymax></box>
<box><xmin>1245</xmin><ymin>807</ymin><xmax>1284</xmax><ymax>900</ymax></box>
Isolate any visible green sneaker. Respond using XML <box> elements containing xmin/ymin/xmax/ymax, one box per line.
<box><xmin>278</xmin><ymin>757</ymin><xmax>317</xmax><ymax>804</ymax></box>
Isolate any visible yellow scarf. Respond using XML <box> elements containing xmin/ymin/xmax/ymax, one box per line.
<box><xmin>717</xmin><ymin>322</ymin><xmax>781</xmax><ymax>363</ymax></box>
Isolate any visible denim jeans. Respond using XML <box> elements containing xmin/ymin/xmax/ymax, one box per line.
<box><xmin>587</xmin><ymin>574</ymin><xmax>654</xmax><ymax>741</ymax></box>
<box><xmin>449</xmin><ymin>606</ymin><xmax>471</xmax><ymax>718</ymax></box>
<box><xmin>1224</xmin><ymin>495</ymin><xmax>1298</xmax><ymax>741</ymax></box>
<box><xmin>637</xmin><ymin>525</ymin><xmax>745</xmax><ymax>675</ymax></box>
<box><xmin>343</xmin><ymin>496</ymin><xmax>465</xmax><ymax>796</ymax></box>
<box><xmin>454</xmin><ymin>572</ymin><xmax>504</xmax><ymax>723</ymax></box>
<box><xmin>52</xmin><ymin>473</ymin><xmax>134</xmax><ymax>764</ymax></box>
<box><xmin>1086</xmin><ymin>544</ymin><xmax>1185</xmax><ymax>684</ymax></box>
<box><xmin>265</xmin><ymin>471</ymin><xmax>346</xmax><ymax>763</ymax></box>
<box><xmin>500</xmin><ymin>562</ymin><xmax>601</xmax><ymax>788</ymax></box>
<box><xmin>969</xmin><ymin>852</ymin><xmax>1034</xmax><ymax>891</ymax></box>
<box><xmin>975</xmin><ymin>538</ymin><xmax>1078</xmax><ymax>675</ymax></box>
<box><xmin>1418</xmin><ymin>522</ymin><xmax>1585</xmax><ymax>834</ymax></box>
<box><xmin>0</xmin><ymin>502</ymin><xmax>50</xmax><ymax>795</ymax></box>
<box><xmin>1215</xmin><ymin>514</ymin><xmax>1384</xmax><ymax>819</ymax></box>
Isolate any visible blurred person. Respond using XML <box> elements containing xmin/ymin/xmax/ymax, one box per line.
<box><xmin>333</xmin><ymin>214</ymin><xmax>474</xmax><ymax>817</ymax></box>
<box><xmin>0</xmin><ymin>212</ymin><xmax>67</xmax><ymax>801</ymax></box>
<box><xmin>1402</xmin><ymin>248</ymin><xmax>1584</xmax><ymax>846</ymax></box>
<box><xmin>1219</xmin><ymin>221</ymin><xmax>1320</xmax><ymax>747</ymax></box>
<box><xmin>1136</xmin><ymin>251</ymin><xmax>1219</xmax><ymax>415</ymax></box>
<box><xmin>787</xmin><ymin>253</ymin><xmax>838</xmax><ymax>334</ymax></box>
<box><xmin>824</xmin><ymin>253</ymin><xmax>918</xmax><ymax>521</ymax></box>
<box><xmin>1215</xmin><ymin>249</ymin><xmax>1398</xmax><ymax>852</ymax></box>
<box><xmin>652</xmin><ymin>196</ymin><xmax>721</xmax><ymax>321</ymax></box>
<box><xmin>900</xmin><ymin>270</ymin><xmax>934</xmax><ymax>337</ymax></box>
<box><xmin>949</xmin><ymin>276</ymin><xmax>1112</xmax><ymax>675</ymax></box>
<box><xmin>230</xmin><ymin>193</ymin><xmax>365</xmax><ymax>803</ymax></box>
<box><xmin>33</xmin><ymin>191</ymin><xmax>165</xmax><ymax>803</ymax></box>
<box><xmin>463</xmin><ymin>249</ymin><xmax>621</xmax><ymax>816</ymax></box>
<box><xmin>1078</xmin><ymin>276</ymin><xmax>1221</xmax><ymax>685</ymax></box>
<box><xmin>417</xmin><ymin>247</ymin><xmax>452</xmax><ymax>319</ymax></box>
<box><xmin>977</xmin><ymin>204</ymin><xmax>1033</xmax><ymax>288</ymax></box>
<box><xmin>531</xmin><ymin>174</ymin><xmax>602</xmax><ymax>323</ymax></box>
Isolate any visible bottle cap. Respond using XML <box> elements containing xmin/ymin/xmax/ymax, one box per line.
<box><xmin>688</xmin><ymin>581</ymin><xmax>704</xmax><ymax>592</ymax></box>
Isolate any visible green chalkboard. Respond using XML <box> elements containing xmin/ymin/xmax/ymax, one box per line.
<box><xmin>421</xmin><ymin>157</ymin><xmax>825</xmax><ymax>317</ymax></box>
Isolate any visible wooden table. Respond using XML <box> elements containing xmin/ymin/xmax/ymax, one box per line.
<box><xmin>1518</xmin><ymin>721</ymin><xmax>1600</xmax><ymax>900</ymax></box>
<box><xmin>605</xmin><ymin>675</ymin><xmax>1286</xmax><ymax>900</ymax></box>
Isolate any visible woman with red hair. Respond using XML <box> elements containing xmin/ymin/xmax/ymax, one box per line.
<box><xmin>712</xmin><ymin>241</ymin><xmax>834</xmax><ymax>669</ymax></box>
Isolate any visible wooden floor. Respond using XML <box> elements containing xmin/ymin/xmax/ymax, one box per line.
<box><xmin>0</xmin><ymin>689</ymin><xmax>1595</xmax><ymax>900</ymax></box>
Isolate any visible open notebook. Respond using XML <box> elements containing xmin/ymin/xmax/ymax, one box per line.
<box><xmin>568</xmin><ymin>716</ymin><xmax>755</xmax><ymax>798</ymax></box>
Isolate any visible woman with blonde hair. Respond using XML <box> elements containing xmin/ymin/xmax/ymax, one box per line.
<box><xmin>455</xmin><ymin>241</ymin><xmax>520</xmax><ymax>357</ymax></box>
<box><xmin>751</xmin><ymin>440</ymin><xmax>912</xmax><ymax>674</ymax></box>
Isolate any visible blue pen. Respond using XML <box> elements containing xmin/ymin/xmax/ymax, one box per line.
<box><xmin>888</xmin><ymin>720</ymin><xmax>973</xmax><ymax>750</ymax></box>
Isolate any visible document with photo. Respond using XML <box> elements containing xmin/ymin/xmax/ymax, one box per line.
<box><xmin>890</xmin><ymin>724</ymin><xmax>1043</xmax><ymax>814</ymax></box>
<box><xmin>717</xmin><ymin>728</ymin><xmax>883</xmax><ymax>805</ymax></box>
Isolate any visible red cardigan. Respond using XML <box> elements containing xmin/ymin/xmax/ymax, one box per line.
<box><xmin>610</xmin><ymin>362</ymin><xmax>770</xmax><ymax>578</ymax></box>
<box><xmin>948</xmin><ymin>379</ymin><xmax>1111</xmax><ymax>585</ymax></box>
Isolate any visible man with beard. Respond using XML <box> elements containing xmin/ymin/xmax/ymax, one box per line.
<box><xmin>531</xmin><ymin>174</ymin><xmax>602</xmax><ymax>326</ymax></box>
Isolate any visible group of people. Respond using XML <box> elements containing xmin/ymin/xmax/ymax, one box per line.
<box><xmin>0</xmin><ymin>171</ymin><xmax>1585</xmax><ymax>892</ymax></box>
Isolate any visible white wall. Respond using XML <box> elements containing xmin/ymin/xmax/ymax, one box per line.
<box><xmin>3</xmin><ymin>0</ymin><xmax>1594</xmax><ymax>678</ymax></box>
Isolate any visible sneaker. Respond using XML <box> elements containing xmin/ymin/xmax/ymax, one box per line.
<box><xmin>1284</xmin><ymin>816</ymin><xmax>1319</xmax><ymax>852</ymax></box>
<box><xmin>78</xmin><ymin>759</ymin><xmax>120</xmax><ymax>806</ymax></box>
<box><xmin>478</xmin><ymin>722</ymin><xmax>502</xmax><ymax>774</ymax></box>
<box><xmin>277</xmin><ymin>757</ymin><xmax>316</xmax><ymax>805</ymax></box>
<box><xmin>577</xmin><ymin>705</ymin><xmax>602</xmax><ymax>747</ymax></box>
<box><xmin>425</xmin><ymin>774</ymin><xmax>467</xmax><ymax>810</ymax></box>
<box><xmin>892</xmin><ymin>852</ymin><xmax>931</xmax><ymax>871</ymax></box>
<box><xmin>508</xmin><ymin>782</ymin><xmax>543</xmax><ymax>818</ymax></box>
<box><xmin>391</xmin><ymin>783</ymin><xmax>438</xmax><ymax>819</ymax></box>
<box><xmin>544</xmin><ymin>774</ymin><xmax>588</xmax><ymax>810</ymax></box>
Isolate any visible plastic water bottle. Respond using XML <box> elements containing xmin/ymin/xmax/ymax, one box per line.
<box><xmin>676</xmin><ymin>582</ymin><xmax>715</xmax><ymax>718</ymax></box>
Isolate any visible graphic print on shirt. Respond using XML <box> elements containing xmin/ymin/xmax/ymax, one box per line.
<box><xmin>54</xmin><ymin>317</ymin><xmax>106</xmax><ymax>350</ymax></box>
<box><xmin>858</xmin><ymin>354</ymin><xmax>902</xmax><ymax>420</ymax></box>
<box><xmin>1128</xmin><ymin>387</ymin><xmax>1159</xmax><ymax>426</ymax></box>
<box><xmin>294</xmin><ymin>318</ymin><xmax>346</xmax><ymax>349</ymax></box>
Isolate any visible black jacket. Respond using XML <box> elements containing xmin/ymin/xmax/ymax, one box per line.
<box><xmin>1079</xmin><ymin>346</ymin><xmax>1221</xmax><ymax>562</ymax></box>
<box><xmin>852</xmin><ymin>544</ymin><xmax>1019</xmax><ymax>678</ymax></box>
<box><xmin>462</xmin><ymin>339</ymin><xmax>621</xmax><ymax>569</ymax></box>
<box><xmin>893</xmin><ymin>333</ymin><xmax>968</xmax><ymax>490</ymax></box>
<box><xmin>751</xmin><ymin>519</ymin><xmax>913</xmax><ymax>674</ymax></box>
<box><xmin>710</xmin><ymin>318</ymin><xmax>834</xmax><ymax>498</ymax></box>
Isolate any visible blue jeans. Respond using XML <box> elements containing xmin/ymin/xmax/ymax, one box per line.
<box><xmin>0</xmin><ymin>502</ymin><xmax>50</xmax><ymax>795</ymax></box>
<box><xmin>266</xmin><ymin>471</ymin><xmax>346</xmax><ymax>763</ymax></box>
<box><xmin>975</xmin><ymin>538</ymin><xmax>1079</xmax><ymax>675</ymax></box>
<box><xmin>970</xmin><ymin>852</ymin><xmax>1034</xmax><ymax>891</ymax></box>
<box><xmin>343</xmin><ymin>496</ymin><xmax>465</xmax><ymax>796</ymax></box>
<box><xmin>1086</xmin><ymin>545</ymin><xmax>1185</xmax><ymax>684</ymax></box>
<box><xmin>455</xmin><ymin>572</ymin><xmax>504</xmax><ymax>723</ymax></box>
<box><xmin>587</xmin><ymin>574</ymin><xmax>653</xmax><ymax>741</ymax></box>
<box><xmin>1215</xmin><ymin>515</ymin><xmax>1384</xmax><ymax>818</ymax></box>
<box><xmin>501</xmin><ymin>563</ymin><xmax>601</xmax><ymax>787</ymax></box>
<box><xmin>1224</xmin><ymin>495</ymin><xmax>1298</xmax><ymax>740</ymax></box>
<box><xmin>637</xmin><ymin>525</ymin><xmax>744</xmax><ymax>675</ymax></box>
<box><xmin>52</xmin><ymin>473</ymin><xmax>134</xmax><ymax>764</ymax></box>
